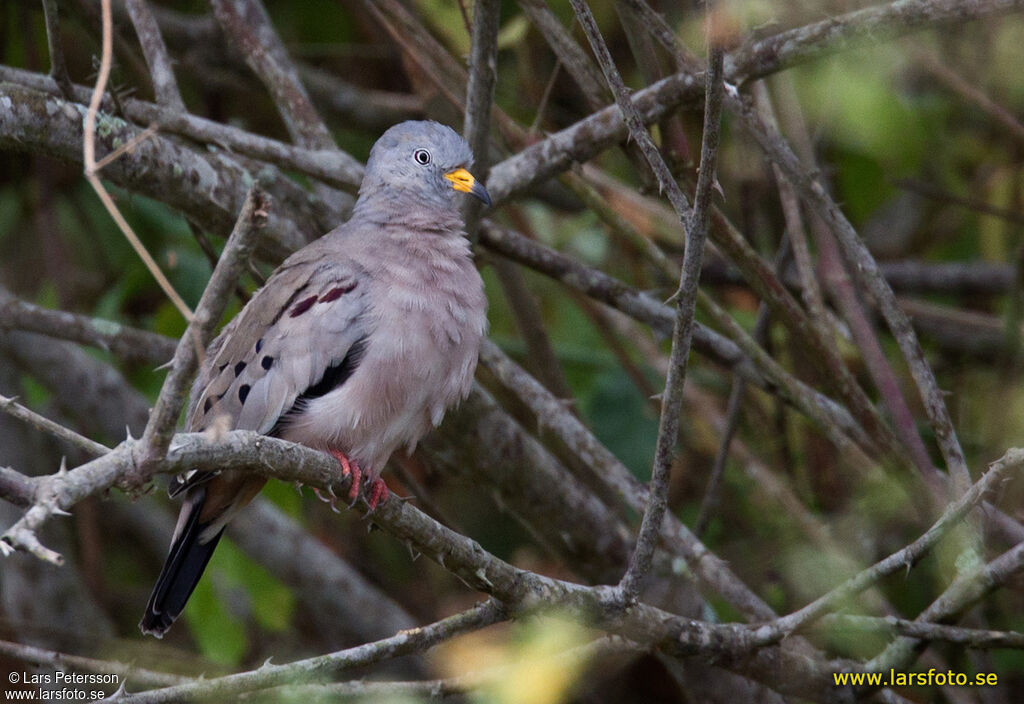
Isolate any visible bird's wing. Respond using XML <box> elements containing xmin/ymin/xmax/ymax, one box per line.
<box><xmin>168</xmin><ymin>242</ymin><xmax>370</xmax><ymax>498</ymax></box>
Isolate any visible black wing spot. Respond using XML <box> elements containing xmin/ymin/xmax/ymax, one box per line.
<box><xmin>234</xmin><ymin>361</ymin><xmax>247</xmax><ymax>376</ymax></box>
<box><xmin>203</xmin><ymin>397</ymin><xmax>213</xmax><ymax>414</ymax></box>
<box><xmin>261</xmin><ymin>355</ymin><xmax>274</xmax><ymax>370</ymax></box>
<box><xmin>302</xmin><ymin>337</ymin><xmax>367</xmax><ymax>400</ymax></box>
<box><xmin>255</xmin><ymin>338</ymin><xmax>264</xmax><ymax>353</ymax></box>
<box><xmin>218</xmin><ymin>362</ymin><xmax>228</xmax><ymax>373</ymax></box>
<box><xmin>238</xmin><ymin>384</ymin><xmax>251</xmax><ymax>404</ymax></box>
<box><xmin>268</xmin><ymin>337</ymin><xmax>367</xmax><ymax>436</ymax></box>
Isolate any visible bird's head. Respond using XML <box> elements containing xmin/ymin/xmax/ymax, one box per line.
<box><xmin>358</xmin><ymin>120</ymin><xmax>491</xmax><ymax>214</ymax></box>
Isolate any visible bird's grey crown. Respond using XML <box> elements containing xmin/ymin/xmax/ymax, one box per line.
<box><xmin>355</xmin><ymin>120</ymin><xmax>475</xmax><ymax>214</ymax></box>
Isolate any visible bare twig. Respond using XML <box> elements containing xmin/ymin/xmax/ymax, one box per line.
<box><xmin>82</xmin><ymin>0</ymin><xmax>193</xmax><ymax>322</ymax></box>
<box><xmin>694</xmin><ymin>233</ymin><xmax>800</xmax><ymax>538</ymax></box>
<box><xmin>693</xmin><ymin>350</ymin><xmax>750</xmax><ymax>538</ymax></box>
<box><xmin>634</xmin><ymin>51</ymin><xmax>725</xmax><ymax>597</ymax></box>
<box><xmin>0</xmin><ymin>393</ymin><xmax>111</xmax><ymax>458</ymax></box>
<box><xmin>567</xmin><ymin>0</ymin><xmax>724</xmax><ymax>600</ymax></box>
<box><xmin>0</xmin><ymin>80</ymin><xmax>339</xmax><ymax>262</ymax></box>
<box><xmin>260</xmin><ymin>637</ymin><xmax>642</xmax><ymax>701</ymax></box>
<box><xmin>752</xmin><ymin>80</ymin><xmax>830</xmax><ymax>337</ymax></box>
<box><xmin>697</xmin><ymin>290</ymin><xmax>875</xmax><ymax>457</ymax></box>
<box><xmin>210</xmin><ymin>0</ymin><xmax>333</xmax><ymax>150</ymax></box>
<box><xmin>895</xmin><ymin>177</ymin><xmax>1024</xmax><ymax>226</ymax></box>
<box><xmin>727</xmin><ymin>0</ymin><xmax>1024</xmax><ymax>85</ymax></box>
<box><xmin>40</xmin><ymin>0</ymin><xmax>74</xmax><ymax>99</ymax></box>
<box><xmin>568</xmin><ymin>1</ymin><xmax>691</xmax><ymax>220</ymax></box>
<box><xmin>462</xmin><ymin>0</ymin><xmax>501</xmax><ymax>241</ymax></box>
<box><xmin>463</xmin><ymin>0</ymin><xmax>501</xmax><ymax>177</ymax></box>
<box><xmin>868</xmin><ymin>536</ymin><xmax>1024</xmax><ymax>675</ymax></box>
<box><xmin>0</xmin><ymin>638</ymin><xmax>188</xmax><ymax>688</ymax></box>
<box><xmin>0</xmin><ymin>467</ymin><xmax>35</xmax><ymax>508</ymax></box>
<box><xmin>901</xmin><ymin>297</ymin><xmax>1024</xmax><ymax>359</ymax></box>
<box><xmin>626</xmin><ymin>0</ymin><xmax>914</xmax><ymax>472</ymax></box>
<box><xmin>767</xmin><ymin>74</ymin><xmax>940</xmax><ymax>489</ymax></box>
<box><xmin>0</xmin><ymin>63</ymin><xmax>363</xmax><ymax>192</ymax></box>
<box><xmin>125</xmin><ymin>0</ymin><xmax>186</xmax><ymax>111</ymax></box>
<box><xmin>816</xmin><ymin>615</ymin><xmax>1024</xmax><ymax>650</ymax></box>
<box><xmin>117</xmin><ymin>601</ymin><xmax>506</xmax><ymax>703</ymax></box>
<box><xmin>478</xmin><ymin>221</ymin><xmax>869</xmax><ymax>445</ymax></box>
<box><xmin>466</xmin><ymin>0</ymin><xmax>576</xmax><ymax>406</ymax></box>
<box><xmin>299</xmin><ymin>64</ymin><xmax>423</xmax><ymax>129</ymax></box>
<box><xmin>528</xmin><ymin>58</ymin><xmax>562</xmax><ymax>136</ymax></box>
<box><xmin>725</xmin><ymin>69</ymin><xmax>973</xmax><ymax>492</ymax></box>
<box><xmin>700</xmin><ymin>257</ymin><xmax>1017</xmax><ymax>297</ymax></box>
<box><xmin>518</xmin><ymin>0</ymin><xmax>607</xmax><ymax>109</ymax></box>
<box><xmin>139</xmin><ymin>186</ymin><xmax>266</xmax><ymax>465</ymax></box>
<box><xmin>492</xmin><ymin>257</ymin><xmax>576</xmax><ymax>402</ymax></box>
<box><xmin>746</xmin><ymin>448</ymin><xmax>1024</xmax><ymax>649</ymax></box>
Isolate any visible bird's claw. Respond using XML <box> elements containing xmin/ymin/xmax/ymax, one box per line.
<box><xmin>365</xmin><ymin>478</ymin><xmax>389</xmax><ymax>513</ymax></box>
<box><xmin>327</xmin><ymin>448</ymin><xmax>364</xmax><ymax>507</ymax></box>
<box><xmin>312</xmin><ymin>484</ymin><xmax>342</xmax><ymax>513</ymax></box>
<box><xmin>360</xmin><ymin>480</ymin><xmax>391</xmax><ymax>518</ymax></box>
<box><xmin>325</xmin><ymin>449</ymin><xmax>387</xmax><ymax>514</ymax></box>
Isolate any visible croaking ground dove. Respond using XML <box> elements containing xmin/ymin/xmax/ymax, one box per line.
<box><xmin>140</xmin><ymin>121</ymin><xmax>490</xmax><ymax>637</ymax></box>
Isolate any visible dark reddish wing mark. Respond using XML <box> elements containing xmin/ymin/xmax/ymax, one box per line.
<box><xmin>289</xmin><ymin>283</ymin><xmax>357</xmax><ymax>317</ymax></box>
<box><xmin>319</xmin><ymin>282</ymin><xmax>356</xmax><ymax>302</ymax></box>
<box><xmin>289</xmin><ymin>295</ymin><xmax>318</xmax><ymax>317</ymax></box>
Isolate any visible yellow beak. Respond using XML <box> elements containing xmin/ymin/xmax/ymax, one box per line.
<box><xmin>444</xmin><ymin>168</ymin><xmax>491</xmax><ymax>206</ymax></box>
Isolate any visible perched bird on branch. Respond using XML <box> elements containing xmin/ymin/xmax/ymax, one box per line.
<box><xmin>140</xmin><ymin>121</ymin><xmax>490</xmax><ymax>637</ymax></box>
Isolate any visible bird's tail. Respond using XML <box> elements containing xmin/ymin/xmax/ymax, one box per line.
<box><xmin>139</xmin><ymin>488</ymin><xmax>223</xmax><ymax>638</ymax></box>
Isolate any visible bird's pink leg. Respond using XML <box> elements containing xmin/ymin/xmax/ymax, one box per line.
<box><xmin>328</xmin><ymin>448</ymin><xmax>362</xmax><ymax>503</ymax></box>
<box><xmin>366</xmin><ymin>479</ymin><xmax>390</xmax><ymax>512</ymax></box>
<box><xmin>324</xmin><ymin>449</ymin><xmax>387</xmax><ymax>512</ymax></box>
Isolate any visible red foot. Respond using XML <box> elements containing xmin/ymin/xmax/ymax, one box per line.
<box><xmin>366</xmin><ymin>478</ymin><xmax>389</xmax><ymax>512</ymax></box>
<box><xmin>326</xmin><ymin>449</ymin><xmax>387</xmax><ymax>513</ymax></box>
<box><xmin>328</xmin><ymin>448</ymin><xmax>362</xmax><ymax>503</ymax></box>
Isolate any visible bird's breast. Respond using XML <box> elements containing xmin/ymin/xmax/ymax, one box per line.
<box><xmin>287</xmin><ymin>249</ymin><xmax>486</xmax><ymax>470</ymax></box>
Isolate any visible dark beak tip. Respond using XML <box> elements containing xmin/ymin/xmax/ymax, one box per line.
<box><xmin>473</xmin><ymin>182</ymin><xmax>492</xmax><ymax>208</ymax></box>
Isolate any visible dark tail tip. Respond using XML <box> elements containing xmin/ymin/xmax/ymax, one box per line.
<box><xmin>140</xmin><ymin>497</ymin><xmax>223</xmax><ymax>638</ymax></box>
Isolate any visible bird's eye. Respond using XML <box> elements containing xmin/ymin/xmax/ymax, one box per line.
<box><xmin>413</xmin><ymin>149</ymin><xmax>431</xmax><ymax>165</ymax></box>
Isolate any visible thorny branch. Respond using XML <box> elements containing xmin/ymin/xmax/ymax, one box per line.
<box><xmin>138</xmin><ymin>186</ymin><xmax>266</xmax><ymax>465</ymax></box>
<box><xmin>117</xmin><ymin>601</ymin><xmax>506</xmax><ymax>703</ymax></box>
<box><xmin>125</xmin><ymin>0</ymin><xmax>185</xmax><ymax>112</ymax></box>
<box><xmin>1</xmin><ymin>420</ymin><xmax>1019</xmax><ymax>698</ymax></box>
<box><xmin>40</xmin><ymin>0</ymin><xmax>73</xmax><ymax>99</ymax></box>
<box><xmin>568</xmin><ymin>0</ymin><xmax>724</xmax><ymax>601</ymax></box>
